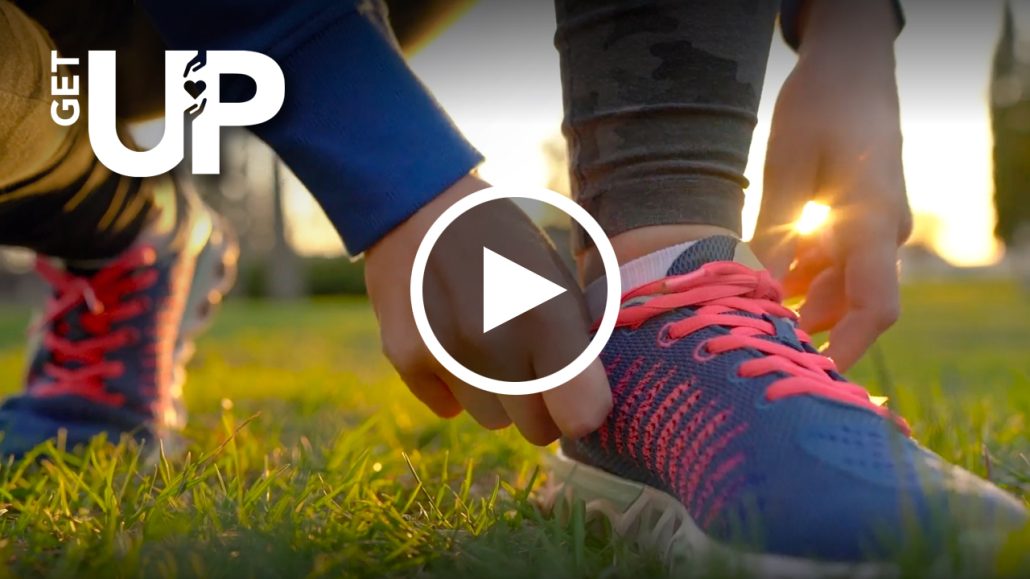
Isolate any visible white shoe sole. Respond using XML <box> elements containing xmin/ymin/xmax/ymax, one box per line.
<box><xmin>165</xmin><ymin>207</ymin><xmax>239</xmax><ymax>437</ymax></box>
<box><xmin>538</xmin><ymin>450</ymin><xmax>896</xmax><ymax>579</ymax></box>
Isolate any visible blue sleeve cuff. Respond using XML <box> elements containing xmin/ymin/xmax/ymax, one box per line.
<box><xmin>141</xmin><ymin>1</ymin><xmax>483</xmax><ymax>254</ymax></box>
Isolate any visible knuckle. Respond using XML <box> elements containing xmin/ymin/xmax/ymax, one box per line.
<box><xmin>898</xmin><ymin>208</ymin><xmax>914</xmax><ymax>244</ymax></box>
<box><xmin>872</xmin><ymin>303</ymin><xmax>901</xmax><ymax>331</ymax></box>
<box><xmin>379</xmin><ymin>338</ymin><xmax>401</xmax><ymax>364</ymax></box>
<box><xmin>380</xmin><ymin>337</ymin><xmax>421</xmax><ymax>369</ymax></box>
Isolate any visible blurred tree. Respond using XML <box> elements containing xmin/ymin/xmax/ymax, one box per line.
<box><xmin>190</xmin><ymin>131</ymin><xmax>305</xmax><ymax>299</ymax></box>
<box><xmin>268</xmin><ymin>159</ymin><xmax>304</xmax><ymax>299</ymax></box>
<box><xmin>991</xmin><ymin>1</ymin><xmax>1030</xmax><ymax>248</ymax></box>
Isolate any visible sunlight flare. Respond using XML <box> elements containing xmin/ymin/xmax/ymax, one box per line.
<box><xmin>795</xmin><ymin>201</ymin><xmax>832</xmax><ymax>236</ymax></box>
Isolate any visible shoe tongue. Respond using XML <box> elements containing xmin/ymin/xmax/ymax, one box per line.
<box><xmin>665</xmin><ymin>236</ymin><xmax>763</xmax><ymax>275</ymax></box>
<box><xmin>665</xmin><ymin>236</ymin><xmax>799</xmax><ymax>346</ymax></box>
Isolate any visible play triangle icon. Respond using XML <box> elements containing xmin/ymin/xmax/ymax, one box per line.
<box><xmin>482</xmin><ymin>247</ymin><xmax>567</xmax><ymax>333</ymax></box>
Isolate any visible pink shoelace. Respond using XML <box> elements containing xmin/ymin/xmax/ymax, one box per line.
<box><xmin>30</xmin><ymin>246</ymin><xmax>159</xmax><ymax>406</ymax></box>
<box><xmin>611</xmin><ymin>261</ymin><xmax>911</xmax><ymax>436</ymax></box>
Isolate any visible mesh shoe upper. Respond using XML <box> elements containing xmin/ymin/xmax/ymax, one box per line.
<box><xmin>0</xmin><ymin>181</ymin><xmax>233</xmax><ymax>457</ymax></box>
<box><xmin>0</xmin><ymin>242</ymin><xmax>193</xmax><ymax>456</ymax></box>
<box><xmin>561</xmin><ymin>236</ymin><xmax>1027</xmax><ymax>562</ymax></box>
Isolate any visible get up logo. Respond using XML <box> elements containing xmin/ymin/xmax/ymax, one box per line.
<box><xmin>50</xmin><ymin>50</ymin><xmax>285</xmax><ymax>177</ymax></box>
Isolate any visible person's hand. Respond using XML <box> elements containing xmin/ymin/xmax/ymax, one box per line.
<box><xmin>751</xmin><ymin>0</ymin><xmax>912</xmax><ymax>371</ymax></box>
<box><xmin>364</xmin><ymin>174</ymin><xmax>612</xmax><ymax>445</ymax></box>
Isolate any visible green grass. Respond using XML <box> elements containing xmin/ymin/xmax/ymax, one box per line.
<box><xmin>0</xmin><ymin>281</ymin><xmax>1026</xmax><ymax>578</ymax></box>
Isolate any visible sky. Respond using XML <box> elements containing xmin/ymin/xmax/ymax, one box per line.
<box><xmin>285</xmin><ymin>0</ymin><xmax>1028</xmax><ymax>267</ymax></box>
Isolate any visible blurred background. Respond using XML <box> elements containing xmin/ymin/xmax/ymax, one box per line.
<box><xmin>1</xmin><ymin>0</ymin><xmax>1029</xmax><ymax>301</ymax></box>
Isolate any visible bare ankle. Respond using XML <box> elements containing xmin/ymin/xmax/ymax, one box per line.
<box><xmin>579</xmin><ymin>224</ymin><xmax>738</xmax><ymax>283</ymax></box>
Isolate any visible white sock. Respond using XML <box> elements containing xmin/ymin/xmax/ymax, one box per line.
<box><xmin>585</xmin><ymin>240</ymin><xmax>697</xmax><ymax>319</ymax></box>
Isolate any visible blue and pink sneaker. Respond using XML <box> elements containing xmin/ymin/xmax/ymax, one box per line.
<box><xmin>0</xmin><ymin>177</ymin><xmax>237</xmax><ymax>458</ymax></box>
<box><xmin>545</xmin><ymin>236</ymin><xmax>1027</xmax><ymax>575</ymax></box>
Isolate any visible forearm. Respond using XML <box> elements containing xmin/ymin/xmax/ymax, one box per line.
<box><xmin>782</xmin><ymin>0</ymin><xmax>903</xmax><ymax>56</ymax></box>
<box><xmin>138</xmin><ymin>0</ymin><xmax>482</xmax><ymax>254</ymax></box>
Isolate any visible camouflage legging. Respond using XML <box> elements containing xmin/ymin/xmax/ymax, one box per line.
<box><xmin>1</xmin><ymin>0</ymin><xmax>779</xmax><ymax>259</ymax></box>
<box><xmin>555</xmin><ymin>0</ymin><xmax>779</xmax><ymax>249</ymax></box>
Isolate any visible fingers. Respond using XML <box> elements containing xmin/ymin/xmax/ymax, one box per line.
<box><xmin>498</xmin><ymin>394</ymin><xmax>561</xmax><ymax>446</ymax></box>
<box><xmin>782</xmin><ymin>239</ymin><xmax>833</xmax><ymax>298</ymax></box>
<box><xmin>751</xmin><ymin>124</ymin><xmax>819</xmax><ymax>279</ymax></box>
<box><xmin>439</xmin><ymin>371</ymin><xmax>512</xmax><ymax>430</ymax></box>
<box><xmin>384</xmin><ymin>334</ymin><xmax>463</xmax><ymax>419</ymax></box>
<box><xmin>400</xmin><ymin>369</ymin><xmax>463</xmax><ymax>419</ymax></box>
<box><xmin>408</xmin><ymin>358</ymin><xmax>602</xmax><ymax>446</ymax></box>
<box><xmin>796</xmin><ymin>266</ymin><xmax>846</xmax><ymax>334</ymax></box>
<box><xmin>540</xmin><ymin>358</ymin><xmax>612</xmax><ymax>439</ymax></box>
<box><xmin>400</xmin><ymin>359</ymin><xmax>566</xmax><ymax>446</ymax></box>
<box><xmin>530</xmin><ymin>313</ymin><xmax>613</xmax><ymax>439</ymax></box>
<box><xmin>822</xmin><ymin>240</ymin><xmax>901</xmax><ymax>370</ymax></box>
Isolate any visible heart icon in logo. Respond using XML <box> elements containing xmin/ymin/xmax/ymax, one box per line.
<box><xmin>183</xmin><ymin>80</ymin><xmax>207</xmax><ymax>99</ymax></box>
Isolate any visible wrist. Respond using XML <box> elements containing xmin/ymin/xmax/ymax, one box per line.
<box><xmin>367</xmin><ymin>172</ymin><xmax>490</xmax><ymax>260</ymax></box>
<box><xmin>797</xmin><ymin>0</ymin><xmax>899</xmax><ymax>63</ymax></box>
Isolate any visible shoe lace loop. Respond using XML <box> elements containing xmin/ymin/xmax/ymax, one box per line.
<box><xmin>613</xmin><ymin>261</ymin><xmax>910</xmax><ymax>435</ymax></box>
<box><xmin>29</xmin><ymin>246</ymin><xmax>159</xmax><ymax>405</ymax></box>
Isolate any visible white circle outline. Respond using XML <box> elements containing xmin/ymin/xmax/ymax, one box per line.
<box><xmin>409</xmin><ymin>186</ymin><xmax>621</xmax><ymax>396</ymax></box>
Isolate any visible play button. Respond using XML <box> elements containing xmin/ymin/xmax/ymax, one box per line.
<box><xmin>409</xmin><ymin>186</ymin><xmax>621</xmax><ymax>396</ymax></box>
<box><xmin>482</xmin><ymin>247</ymin><xmax>567</xmax><ymax>333</ymax></box>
